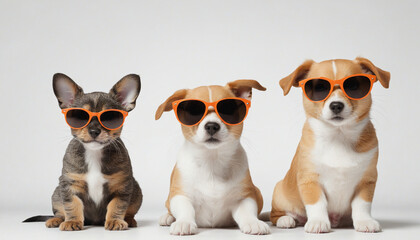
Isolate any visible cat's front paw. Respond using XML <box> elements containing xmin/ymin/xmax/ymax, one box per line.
<box><xmin>105</xmin><ymin>219</ymin><xmax>128</xmax><ymax>231</ymax></box>
<box><xmin>59</xmin><ymin>220</ymin><xmax>84</xmax><ymax>231</ymax></box>
<box><xmin>45</xmin><ymin>217</ymin><xmax>64</xmax><ymax>228</ymax></box>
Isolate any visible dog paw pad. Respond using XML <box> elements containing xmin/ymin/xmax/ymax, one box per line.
<box><xmin>169</xmin><ymin>221</ymin><xmax>197</xmax><ymax>235</ymax></box>
<box><xmin>276</xmin><ymin>216</ymin><xmax>296</xmax><ymax>228</ymax></box>
<box><xmin>240</xmin><ymin>220</ymin><xmax>271</xmax><ymax>235</ymax></box>
<box><xmin>354</xmin><ymin>219</ymin><xmax>381</xmax><ymax>233</ymax></box>
<box><xmin>304</xmin><ymin>219</ymin><xmax>331</xmax><ymax>233</ymax></box>
<box><xmin>159</xmin><ymin>213</ymin><xmax>176</xmax><ymax>226</ymax></box>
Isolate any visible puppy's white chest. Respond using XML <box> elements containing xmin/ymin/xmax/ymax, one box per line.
<box><xmin>309</xmin><ymin>118</ymin><xmax>377</xmax><ymax>214</ymax></box>
<box><xmin>190</xmin><ymin>174</ymin><xmax>239</xmax><ymax>227</ymax></box>
<box><xmin>316</xmin><ymin>162</ymin><xmax>369</xmax><ymax>214</ymax></box>
<box><xmin>177</xmin><ymin>144</ymin><xmax>247</xmax><ymax>227</ymax></box>
<box><xmin>84</xmin><ymin>148</ymin><xmax>107</xmax><ymax>205</ymax></box>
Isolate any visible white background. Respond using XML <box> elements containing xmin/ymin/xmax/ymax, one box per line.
<box><xmin>1</xmin><ymin>0</ymin><xmax>419</xmax><ymax>239</ymax></box>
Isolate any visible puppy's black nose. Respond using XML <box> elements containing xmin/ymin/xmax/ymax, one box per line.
<box><xmin>89</xmin><ymin>128</ymin><xmax>101</xmax><ymax>139</ymax></box>
<box><xmin>329</xmin><ymin>101</ymin><xmax>344</xmax><ymax>114</ymax></box>
<box><xmin>204</xmin><ymin>122</ymin><xmax>220</xmax><ymax>136</ymax></box>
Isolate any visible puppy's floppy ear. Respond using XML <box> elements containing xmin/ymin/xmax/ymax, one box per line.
<box><xmin>226</xmin><ymin>79</ymin><xmax>266</xmax><ymax>100</ymax></box>
<box><xmin>279</xmin><ymin>60</ymin><xmax>314</xmax><ymax>96</ymax></box>
<box><xmin>356</xmin><ymin>57</ymin><xmax>390</xmax><ymax>88</ymax></box>
<box><xmin>109</xmin><ymin>74</ymin><xmax>141</xmax><ymax>112</ymax></box>
<box><xmin>53</xmin><ymin>73</ymin><xmax>84</xmax><ymax>109</ymax></box>
<box><xmin>155</xmin><ymin>89</ymin><xmax>188</xmax><ymax>120</ymax></box>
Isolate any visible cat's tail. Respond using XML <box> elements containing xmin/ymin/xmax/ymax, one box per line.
<box><xmin>22</xmin><ymin>215</ymin><xmax>54</xmax><ymax>223</ymax></box>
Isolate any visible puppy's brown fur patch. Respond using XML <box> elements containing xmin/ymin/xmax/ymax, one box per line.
<box><xmin>165</xmin><ymin>166</ymin><xmax>183</xmax><ymax>213</ymax></box>
<box><xmin>241</xmin><ymin>170</ymin><xmax>264</xmax><ymax>213</ymax></box>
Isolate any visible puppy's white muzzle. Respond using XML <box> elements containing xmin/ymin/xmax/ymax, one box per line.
<box><xmin>192</xmin><ymin>112</ymin><xmax>233</xmax><ymax>149</ymax></box>
<box><xmin>321</xmin><ymin>91</ymin><xmax>354</xmax><ymax>126</ymax></box>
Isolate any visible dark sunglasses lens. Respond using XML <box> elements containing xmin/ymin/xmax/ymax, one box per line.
<box><xmin>177</xmin><ymin>100</ymin><xmax>206</xmax><ymax>126</ymax></box>
<box><xmin>100</xmin><ymin>111</ymin><xmax>124</xmax><ymax>129</ymax></box>
<box><xmin>343</xmin><ymin>76</ymin><xmax>372</xmax><ymax>99</ymax></box>
<box><xmin>216</xmin><ymin>99</ymin><xmax>247</xmax><ymax>124</ymax></box>
<box><xmin>66</xmin><ymin>109</ymin><xmax>90</xmax><ymax>128</ymax></box>
<box><xmin>304</xmin><ymin>79</ymin><xmax>331</xmax><ymax>101</ymax></box>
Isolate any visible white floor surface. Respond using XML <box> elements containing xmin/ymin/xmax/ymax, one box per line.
<box><xmin>2</xmin><ymin>207</ymin><xmax>420</xmax><ymax>240</ymax></box>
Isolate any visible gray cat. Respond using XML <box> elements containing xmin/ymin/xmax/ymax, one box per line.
<box><xmin>24</xmin><ymin>73</ymin><xmax>142</xmax><ymax>231</ymax></box>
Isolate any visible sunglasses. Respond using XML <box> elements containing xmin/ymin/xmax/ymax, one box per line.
<box><xmin>299</xmin><ymin>74</ymin><xmax>377</xmax><ymax>102</ymax></box>
<box><xmin>172</xmin><ymin>98</ymin><xmax>251</xmax><ymax>126</ymax></box>
<box><xmin>61</xmin><ymin>108</ymin><xmax>128</xmax><ymax>130</ymax></box>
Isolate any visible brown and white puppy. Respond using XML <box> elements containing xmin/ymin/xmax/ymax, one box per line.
<box><xmin>155</xmin><ymin>80</ymin><xmax>269</xmax><ymax>235</ymax></box>
<box><xmin>270</xmin><ymin>58</ymin><xmax>390</xmax><ymax>233</ymax></box>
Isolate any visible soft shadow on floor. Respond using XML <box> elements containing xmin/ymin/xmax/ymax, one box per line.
<box><xmin>379</xmin><ymin>219</ymin><xmax>420</xmax><ymax>229</ymax></box>
<box><xmin>138</xmin><ymin>219</ymin><xmax>156</xmax><ymax>227</ymax></box>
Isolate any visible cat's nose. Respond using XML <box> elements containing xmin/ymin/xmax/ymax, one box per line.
<box><xmin>89</xmin><ymin>128</ymin><xmax>101</xmax><ymax>138</ymax></box>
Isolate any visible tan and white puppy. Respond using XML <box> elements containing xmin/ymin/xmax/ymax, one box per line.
<box><xmin>155</xmin><ymin>80</ymin><xmax>269</xmax><ymax>235</ymax></box>
<box><xmin>270</xmin><ymin>57</ymin><xmax>390</xmax><ymax>233</ymax></box>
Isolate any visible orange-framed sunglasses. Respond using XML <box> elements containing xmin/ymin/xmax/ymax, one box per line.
<box><xmin>61</xmin><ymin>108</ymin><xmax>128</xmax><ymax>130</ymax></box>
<box><xmin>299</xmin><ymin>74</ymin><xmax>377</xmax><ymax>102</ymax></box>
<box><xmin>172</xmin><ymin>98</ymin><xmax>251</xmax><ymax>126</ymax></box>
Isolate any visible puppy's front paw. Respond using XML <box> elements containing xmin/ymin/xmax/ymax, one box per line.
<box><xmin>276</xmin><ymin>216</ymin><xmax>296</xmax><ymax>228</ymax></box>
<box><xmin>45</xmin><ymin>217</ymin><xmax>64</xmax><ymax>228</ymax></box>
<box><xmin>105</xmin><ymin>219</ymin><xmax>129</xmax><ymax>231</ymax></box>
<box><xmin>159</xmin><ymin>213</ymin><xmax>175</xmax><ymax>226</ymax></box>
<box><xmin>354</xmin><ymin>219</ymin><xmax>381</xmax><ymax>233</ymax></box>
<box><xmin>239</xmin><ymin>220</ymin><xmax>271</xmax><ymax>235</ymax></box>
<box><xmin>304</xmin><ymin>219</ymin><xmax>331</xmax><ymax>233</ymax></box>
<box><xmin>59</xmin><ymin>220</ymin><xmax>83</xmax><ymax>231</ymax></box>
<box><xmin>169</xmin><ymin>221</ymin><xmax>197</xmax><ymax>235</ymax></box>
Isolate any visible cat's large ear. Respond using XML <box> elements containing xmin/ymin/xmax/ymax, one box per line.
<box><xmin>53</xmin><ymin>73</ymin><xmax>84</xmax><ymax>109</ymax></box>
<box><xmin>109</xmin><ymin>74</ymin><xmax>141</xmax><ymax>112</ymax></box>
